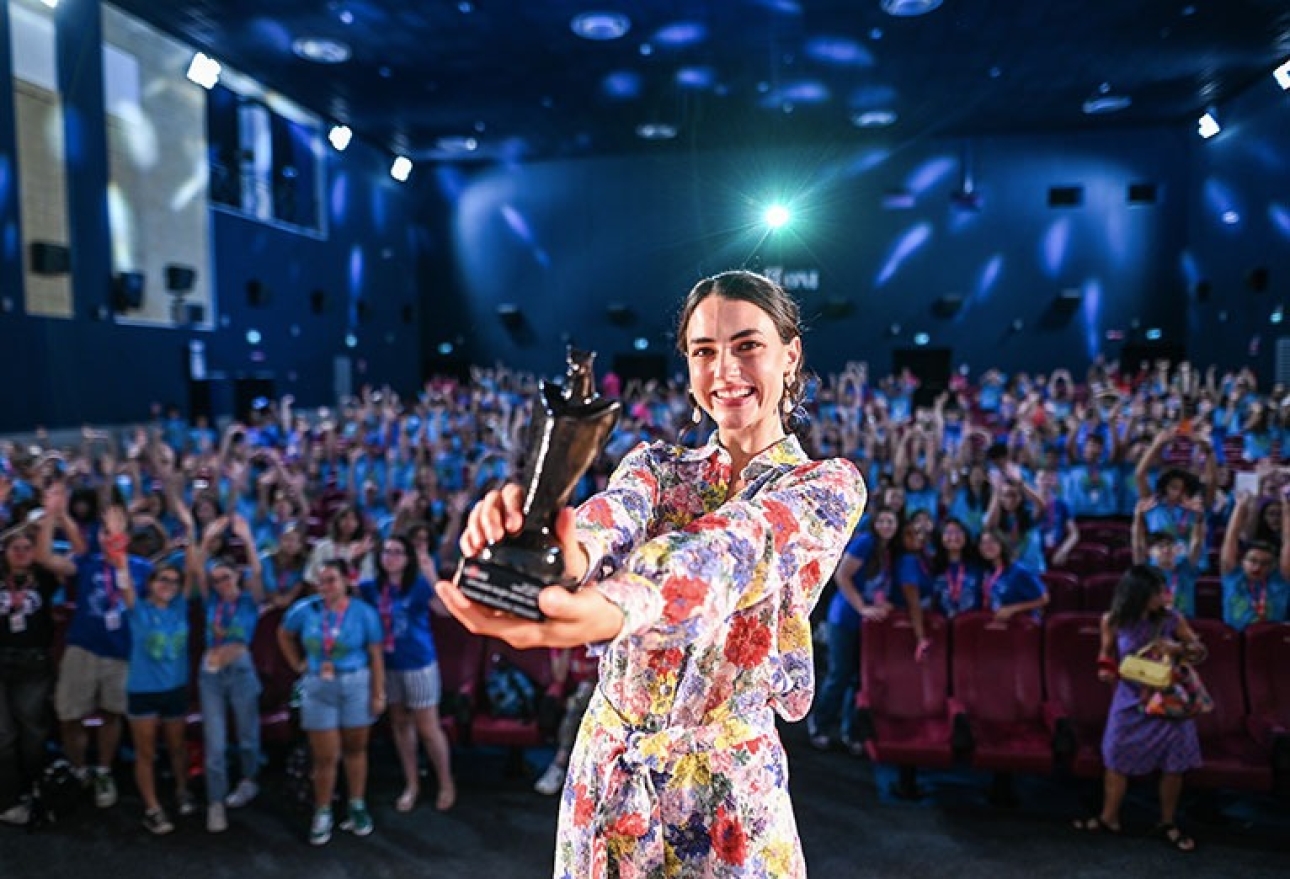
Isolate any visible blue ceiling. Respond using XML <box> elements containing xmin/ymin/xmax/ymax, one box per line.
<box><xmin>109</xmin><ymin>0</ymin><xmax>1290</xmax><ymax>162</ymax></box>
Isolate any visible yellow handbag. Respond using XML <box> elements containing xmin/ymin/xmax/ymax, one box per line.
<box><xmin>1118</xmin><ymin>622</ymin><xmax>1174</xmax><ymax>688</ymax></box>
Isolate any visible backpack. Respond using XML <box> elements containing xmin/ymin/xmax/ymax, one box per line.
<box><xmin>484</xmin><ymin>658</ymin><xmax>537</xmax><ymax>720</ymax></box>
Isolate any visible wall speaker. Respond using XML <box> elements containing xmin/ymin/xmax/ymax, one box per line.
<box><xmin>30</xmin><ymin>241</ymin><xmax>70</xmax><ymax>275</ymax></box>
<box><xmin>1127</xmin><ymin>182</ymin><xmax>1158</xmax><ymax>204</ymax></box>
<box><xmin>165</xmin><ymin>264</ymin><xmax>197</xmax><ymax>292</ymax></box>
<box><xmin>1055</xmin><ymin>288</ymin><xmax>1083</xmax><ymax>311</ymax></box>
<box><xmin>931</xmin><ymin>294</ymin><xmax>963</xmax><ymax>318</ymax></box>
<box><xmin>1047</xmin><ymin>186</ymin><xmax>1084</xmax><ymax>208</ymax></box>
<box><xmin>111</xmin><ymin>271</ymin><xmax>145</xmax><ymax>312</ymax></box>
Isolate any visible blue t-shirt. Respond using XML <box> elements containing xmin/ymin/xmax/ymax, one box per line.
<box><xmin>358</xmin><ymin>576</ymin><xmax>438</xmax><ymax>671</ymax></box>
<box><xmin>260</xmin><ymin>553</ymin><xmax>306</xmax><ymax>600</ymax></box>
<box><xmin>982</xmin><ymin>564</ymin><xmax>1046</xmax><ymax>617</ymax></box>
<box><xmin>67</xmin><ymin>554</ymin><xmax>155</xmax><ymax>660</ymax></box>
<box><xmin>125</xmin><ymin>596</ymin><xmax>189</xmax><ymax>694</ymax></box>
<box><xmin>892</xmin><ymin>553</ymin><xmax>935</xmax><ymax>610</ymax></box>
<box><xmin>283</xmin><ymin>595</ymin><xmax>383</xmax><ymax>673</ymax></box>
<box><xmin>1036</xmin><ymin>498</ymin><xmax>1073</xmax><ymax>555</ymax></box>
<box><xmin>948</xmin><ymin>488</ymin><xmax>989</xmax><ymax>538</ymax></box>
<box><xmin>1144</xmin><ymin>502</ymin><xmax>1201</xmax><ymax>545</ymax></box>
<box><xmin>826</xmin><ymin>534</ymin><xmax>892</xmax><ymax>627</ymax></box>
<box><xmin>1151</xmin><ymin>559</ymin><xmax>1198</xmax><ymax>619</ymax></box>
<box><xmin>206</xmin><ymin>592</ymin><xmax>259</xmax><ymax>647</ymax></box>
<box><xmin>1061</xmin><ymin>465</ymin><xmax>1119</xmax><ymax>517</ymax></box>
<box><xmin>933</xmin><ymin>560</ymin><xmax>984</xmax><ymax>618</ymax></box>
<box><xmin>1222</xmin><ymin>571</ymin><xmax>1290</xmax><ymax>631</ymax></box>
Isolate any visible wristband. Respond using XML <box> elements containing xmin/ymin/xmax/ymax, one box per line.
<box><xmin>1096</xmin><ymin>656</ymin><xmax>1117</xmax><ymax>673</ymax></box>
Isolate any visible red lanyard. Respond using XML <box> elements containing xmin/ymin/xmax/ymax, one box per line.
<box><xmin>322</xmin><ymin>599</ymin><xmax>349</xmax><ymax>659</ymax></box>
<box><xmin>101</xmin><ymin>561</ymin><xmax>117</xmax><ymax>606</ymax></box>
<box><xmin>945</xmin><ymin>562</ymin><xmax>965</xmax><ymax>604</ymax></box>
<box><xmin>213</xmin><ymin>598</ymin><xmax>238</xmax><ymax>645</ymax></box>
<box><xmin>1165</xmin><ymin>569</ymin><xmax>1179</xmax><ymax>602</ymax></box>
<box><xmin>1251</xmin><ymin>579</ymin><xmax>1268</xmax><ymax>621</ymax></box>
<box><xmin>983</xmin><ymin>566</ymin><xmax>1005</xmax><ymax>607</ymax></box>
<box><xmin>378</xmin><ymin>582</ymin><xmax>398</xmax><ymax>652</ymax></box>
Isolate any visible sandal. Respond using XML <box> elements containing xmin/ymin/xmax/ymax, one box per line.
<box><xmin>435</xmin><ymin>784</ymin><xmax>456</xmax><ymax>812</ymax></box>
<box><xmin>1072</xmin><ymin>815</ymin><xmax>1121</xmax><ymax>834</ymax></box>
<box><xmin>395</xmin><ymin>787</ymin><xmax>418</xmax><ymax>813</ymax></box>
<box><xmin>1155</xmin><ymin>823</ymin><xmax>1196</xmax><ymax>853</ymax></box>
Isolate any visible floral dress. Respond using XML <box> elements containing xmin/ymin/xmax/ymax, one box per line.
<box><xmin>557</xmin><ymin>434</ymin><xmax>865</xmax><ymax>878</ymax></box>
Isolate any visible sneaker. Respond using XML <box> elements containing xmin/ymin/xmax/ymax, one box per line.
<box><xmin>339</xmin><ymin>800</ymin><xmax>373</xmax><ymax>837</ymax></box>
<box><xmin>840</xmin><ymin>736</ymin><xmax>867</xmax><ymax>758</ymax></box>
<box><xmin>0</xmin><ymin>802</ymin><xmax>30</xmax><ymax>827</ymax></box>
<box><xmin>808</xmin><ymin>732</ymin><xmax>832</xmax><ymax>751</ymax></box>
<box><xmin>93</xmin><ymin>770</ymin><xmax>118</xmax><ymax>808</ymax></box>
<box><xmin>206</xmin><ymin>803</ymin><xmax>228</xmax><ymax>833</ymax></box>
<box><xmin>176</xmin><ymin>790</ymin><xmax>199</xmax><ymax>817</ymax></box>
<box><xmin>309</xmin><ymin>808</ymin><xmax>333</xmax><ymax>846</ymax></box>
<box><xmin>142</xmin><ymin>807</ymin><xmax>174</xmax><ymax>836</ymax></box>
<box><xmin>225</xmin><ymin>779</ymin><xmax>259</xmax><ymax>809</ymax></box>
<box><xmin>533</xmin><ymin>763</ymin><xmax>567</xmax><ymax>796</ymax></box>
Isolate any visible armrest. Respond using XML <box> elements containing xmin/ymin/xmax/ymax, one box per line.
<box><xmin>1246</xmin><ymin>712</ymin><xmax>1288</xmax><ymax>751</ymax></box>
<box><xmin>1043</xmin><ymin>700</ymin><xmax>1075</xmax><ymax>761</ymax></box>
<box><xmin>947</xmin><ymin>697</ymin><xmax>973</xmax><ymax>756</ymax></box>
<box><xmin>1041</xmin><ymin>700</ymin><xmax>1069</xmax><ymax>733</ymax></box>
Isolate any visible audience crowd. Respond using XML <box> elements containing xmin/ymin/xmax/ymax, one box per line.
<box><xmin>0</xmin><ymin>355</ymin><xmax>1286</xmax><ymax>842</ymax></box>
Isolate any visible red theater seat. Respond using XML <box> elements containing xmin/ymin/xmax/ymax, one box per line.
<box><xmin>856</xmin><ymin>613</ymin><xmax>960</xmax><ymax>770</ymax></box>
<box><xmin>1043</xmin><ymin>613</ymin><xmax>1113</xmax><ymax>778</ymax></box>
<box><xmin>250</xmin><ymin>606</ymin><xmax>297</xmax><ymax>745</ymax></box>
<box><xmin>1082</xmin><ymin>572</ymin><xmax>1121</xmax><ymax>615</ymax></box>
<box><xmin>469</xmin><ymin>640</ymin><xmax>565</xmax><ymax>751</ymax></box>
<box><xmin>429</xmin><ymin>613</ymin><xmax>485</xmax><ymax>744</ymax></box>
<box><xmin>1079</xmin><ymin>521</ymin><xmax>1130</xmax><ymax>550</ymax></box>
<box><xmin>1195</xmin><ymin>575</ymin><xmax>1223</xmax><ymax>621</ymax></box>
<box><xmin>1242</xmin><ymin>623</ymin><xmax>1290</xmax><ymax>762</ymax></box>
<box><xmin>1187</xmin><ymin>619</ymin><xmax>1274</xmax><ymax>791</ymax></box>
<box><xmin>1042</xmin><ymin>570</ymin><xmax>1083</xmax><ymax>614</ymax></box>
<box><xmin>953</xmin><ymin>612</ymin><xmax>1052</xmax><ymax>774</ymax></box>
<box><xmin>1060</xmin><ymin>543</ymin><xmax>1113</xmax><ymax>579</ymax></box>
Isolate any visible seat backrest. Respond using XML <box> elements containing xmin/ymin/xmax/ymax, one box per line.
<box><xmin>952</xmin><ymin>611</ymin><xmax>1044</xmax><ymax>724</ymax></box>
<box><xmin>1195</xmin><ymin>576</ymin><xmax>1223</xmax><ymax>620</ymax></box>
<box><xmin>1188</xmin><ymin>618</ymin><xmax>1245</xmax><ymax>738</ymax></box>
<box><xmin>1043</xmin><ymin>612</ymin><xmax>1112</xmax><ymax>727</ymax></box>
<box><xmin>861</xmin><ymin>612</ymin><xmax>949</xmax><ymax>721</ymax></box>
<box><xmin>1042</xmin><ymin>571</ymin><xmax>1083</xmax><ymax>614</ymax></box>
<box><xmin>250</xmin><ymin>606</ymin><xmax>294</xmax><ymax>709</ymax></box>
<box><xmin>429</xmin><ymin>613</ymin><xmax>486</xmax><ymax>697</ymax></box>
<box><xmin>1063</xmin><ymin>544</ymin><xmax>1113</xmax><ymax>579</ymax></box>
<box><xmin>1082</xmin><ymin>572</ymin><xmax>1121</xmax><ymax>615</ymax></box>
<box><xmin>1243</xmin><ymin>622</ymin><xmax>1290</xmax><ymax>726</ymax></box>
<box><xmin>1081</xmin><ymin>521</ymin><xmax>1130</xmax><ymax>549</ymax></box>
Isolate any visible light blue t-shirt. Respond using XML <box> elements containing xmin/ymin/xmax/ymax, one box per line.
<box><xmin>126</xmin><ymin>596</ymin><xmax>190</xmax><ymax>694</ymax></box>
<box><xmin>283</xmin><ymin>594</ymin><xmax>383</xmax><ymax>673</ymax></box>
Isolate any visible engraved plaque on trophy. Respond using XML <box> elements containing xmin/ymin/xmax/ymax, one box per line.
<box><xmin>456</xmin><ymin>348</ymin><xmax>621</xmax><ymax>621</ymax></box>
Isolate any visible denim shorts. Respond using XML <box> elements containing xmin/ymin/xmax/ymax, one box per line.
<box><xmin>127</xmin><ymin>686</ymin><xmax>189</xmax><ymax>721</ymax></box>
<box><xmin>299</xmin><ymin>667</ymin><xmax>373</xmax><ymax>731</ymax></box>
<box><xmin>386</xmin><ymin>663</ymin><xmax>441</xmax><ymax>710</ymax></box>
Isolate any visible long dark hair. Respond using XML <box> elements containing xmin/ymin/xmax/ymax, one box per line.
<box><xmin>933</xmin><ymin>517</ymin><xmax>978</xmax><ymax>571</ymax></box>
<box><xmin>674</xmin><ymin>270</ymin><xmax>809</xmax><ymax>436</ymax></box>
<box><xmin>376</xmin><ymin>533</ymin><xmax>418</xmax><ymax>592</ymax></box>
<box><xmin>1107</xmin><ymin>564</ymin><xmax>1165</xmax><ymax>627</ymax></box>
<box><xmin>861</xmin><ymin>506</ymin><xmax>902</xmax><ymax>582</ymax></box>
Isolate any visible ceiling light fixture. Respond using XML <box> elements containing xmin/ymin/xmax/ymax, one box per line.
<box><xmin>186</xmin><ymin>52</ymin><xmax>221</xmax><ymax>89</ymax></box>
<box><xmin>635</xmin><ymin>123</ymin><xmax>678</xmax><ymax>140</ymax></box>
<box><xmin>292</xmin><ymin>37</ymin><xmax>352</xmax><ymax>64</ymax></box>
<box><xmin>1197</xmin><ymin>109</ymin><xmax>1220</xmax><ymax>139</ymax></box>
<box><xmin>1275</xmin><ymin>58</ymin><xmax>1290</xmax><ymax>90</ymax></box>
<box><xmin>571</xmin><ymin>11</ymin><xmax>631</xmax><ymax>41</ymax></box>
<box><xmin>880</xmin><ymin>0</ymin><xmax>943</xmax><ymax>17</ymax></box>
<box><xmin>436</xmin><ymin>136</ymin><xmax>479</xmax><ymax>152</ymax></box>
<box><xmin>40</xmin><ymin>0</ymin><xmax>58</xmax><ymax>8</ymax></box>
<box><xmin>390</xmin><ymin>156</ymin><xmax>412</xmax><ymax>181</ymax></box>
<box><xmin>1082</xmin><ymin>94</ymin><xmax>1132</xmax><ymax>114</ymax></box>
<box><xmin>328</xmin><ymin>125</ymin><xmax>353</xmax><ymax>151</ymax></box>
<box><xmin>851</xmin><ymin>109</ymin><xmax>897</xmax><ymax>127</ymax></box>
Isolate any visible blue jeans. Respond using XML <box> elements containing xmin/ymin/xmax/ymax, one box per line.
<box><xmin>809</xmin><ymin>621</ymin><xmax>860</xmax><ymax>739</ymax></box>
<box><xmin>0</xmin><ymin>650</ymin><xmax>53</xmax><ymax>808</ymax></box>
<box><xmin>199</xmin><ymin>652</ymin><xmax>262</xmax><ymax>804</ymax></box>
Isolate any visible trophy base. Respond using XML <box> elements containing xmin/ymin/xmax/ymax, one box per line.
<box><xmin>457</xmin><ymin>558</ymin><xmax>569</xmax><ymax>622</ymax></box>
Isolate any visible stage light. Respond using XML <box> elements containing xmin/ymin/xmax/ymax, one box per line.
<box><xmin>764</xmin><ymin>204</ymin><xmax>790</xmax><ymax>229</ymax></box>
<box><xmin>345</xmin><ymin>333</ymin><xmax>358</xmax><ymax>348</ymax></box>
<box><xmin>437</xmin><ymin>342</ymin><xmax>454</xmax><ymax>355</ymax></box>
<box><xmin>1197</xmin><ymin>110</ymin><xmax>1220</xmax><ymax>139</ymax></box>
<box><xmin>1274</xmin><ymin>58</ymin><xmax>1290</xmax><ymax>91</ymax></box>
<box><xmin>186</xmin><ymin>53</ymin><xmax>222</xmax><ymax>90</ymax></box>
<box><xmin>913</xmin><ymin>332</ymin><xmax>930</xmax><ymax>346</ymax></box>
<box><xmin>571</xmin><ymin>11</ymin><xmax>631</xmax><ymax>40</ymax></box>
<box><xmin>390</xmin><ymin>156</ymin><xmax>412</xmax><ymax>182</ymax></box>
<box><xmin>328</xmin><ymin>125</ymin><xmax>353</xmax><ymax>151</ymax></box>
<box><xmin>40</xmin><ymin>0</ymin><xmax>58</xmax><ymax>7</ymax></box>
<box><xmin>633</xmin><ymin>337</ymin><xmax>649</xmax><ymax>351</ymax></box>
<box><xmin>1145</xmin><ymin>328</ymin><xmax>1162</xmax><ymax>341</ymax></box>
<box><xmin>246</xmin><ymin>329</ymin><xmax>262</xmax><ymax>345</ymax></box>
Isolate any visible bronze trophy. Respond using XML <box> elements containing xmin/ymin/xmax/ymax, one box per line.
<box><xmin>456</xmin><ymin>348</ymin><xmax>621</xmax><ymax>620</ymax></box>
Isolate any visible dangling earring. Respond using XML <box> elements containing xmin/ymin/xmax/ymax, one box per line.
<box><xmin>688</xmin><ymin>391</ymin><xmax>703</xmax><ymax>425</ymax></box>
<box><xmin>782</xmin><ymin>376</ymin><xmax>795</xmax><ymax>415</ymax></box>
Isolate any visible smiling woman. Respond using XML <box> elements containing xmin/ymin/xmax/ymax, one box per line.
<box><xmin>437</xmin><ymin>269</ymin><xmax>867</xmax><ymax>878</ymax></box>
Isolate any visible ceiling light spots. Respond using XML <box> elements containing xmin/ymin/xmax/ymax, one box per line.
<box><xmin>292</xmin><ymin>37</ymin><xmax>351</xmax><ymax>64</ymax></box>
<box><xmin>571</xmin><ymin>11</ymin><xmax>631</xmax><ymax>41</ymax></box>
<box><xmin>881</xmin><ymin>0</ymin><xmax>943</xmax><ymax>17</ymax></box>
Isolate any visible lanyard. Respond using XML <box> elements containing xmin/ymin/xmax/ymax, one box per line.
<box><xmin>1251</xmin><ymin>579</ymin><xmax>1268</xmax><ymax>621</ymax></box>
<box><xmin>101</xmin><ymin>561</ymin><xmax>117</xmax><ymax>607</ymax></box>
<box><xmin>983</xmin><ymin>566</ymin><xmax>1005</xmax><ymax>608</ymax></box>
<box><xmin>378</xmin><ymin>581</ymin><xmax>398</xmax><ymax>652</ymax></box>
<box><xmin>321</xmin><ymin>599</ymin><xmax>349</xmax><ymax>660</ymax></box>
<box><xmin>945</xmin><ymin>562</ymin><xmax>965</xmax><ymax>605</ymax></box>
<box><xmin>212</xmin><ymin>598</ymin><xmax>238</xmax><ymax>645</ymax></box>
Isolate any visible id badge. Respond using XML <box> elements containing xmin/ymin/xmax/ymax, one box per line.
<box><xmin>9</xmin><ymin>613</ymin><xmax>26</xmax><ymax>634</ymax></box>
<box><xmin>104</xmin><ymin>609</ymin><xmax>122</xmax><ymax>631</ymax></box>
<box><xmin>320</xmin><ymin>661</ymin><xmax>336</xmax><ymax>681</ymax></box>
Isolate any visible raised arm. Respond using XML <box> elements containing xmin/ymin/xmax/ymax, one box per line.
<box><xmin>1131</xmin><ymin>497</ymin><xmax>1152</xmax><ymax>565</ymax></box>
<box><xmin>231</xmin><ymin>514</ymin><xmax>266</xmax><ymax>603</ymax></box>
<box><xmin>34</xmin><ymin>482</ymin><xmax>78</xmax><ymax>579</ymax></box>
<box><xmin>1220</xmin><ymin>495</ymin><xmax>1250</xmax><ymax>575</ymax></box>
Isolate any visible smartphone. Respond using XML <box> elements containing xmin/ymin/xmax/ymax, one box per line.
<box><xmin>1234</xmin><ymin>471</ymin><xmax>1260</xmax><ymax>497</ymax></box>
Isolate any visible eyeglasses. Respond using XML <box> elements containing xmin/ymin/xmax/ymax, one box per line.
<box><xmin>381</xmin><ymin>547</ymin><xmax>407</xmax><ymax>556</ymax></box>
<box><xmin>211</xmin><ymin>572</ymin><xmax>237</xmax><ymax>583</ymax></box>
<box><xmin>154</xmin><ymin>575</ymin><xmax>182</xmax><ymax>586</ymax></box>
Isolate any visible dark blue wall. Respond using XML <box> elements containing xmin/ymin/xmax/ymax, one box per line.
<box><xmin>0</xmin><ymin>1</ymin><xmax>420</xmax><ymax>431</ymax></box>
<box><xmin>417</xmin><ymin>127</ymin><xmax>1194</xmax><ymax>384</ymax></box>
<box><xmin>1184</xmin><ymin>74</ymin><xmax>1290</xmax><ymax>378</ymax></box>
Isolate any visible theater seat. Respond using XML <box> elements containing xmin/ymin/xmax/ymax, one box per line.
<box><xmin>856</xmin><ymin>613</ymin><xmax>961</xmax><ymax>770</ymax></box>
<box><xmin>1080</xmin><ymin>521</ymin><xmax>1130</xmax><ymax>550</ymax></box>
<box><xmin>1242</xmin><ymin>622</ymin><xmax>1290</xmax><ymax>771</ymax></box>
<box><xmin>1042</xmin><ymin>613</ymin><xmax>1113</xmax><ymax>778</ymax></box>
<box><xmin>1187</xmin><ymin>619</ymin><xmax>1274</xmax><ymax>791</ymax></box>
<box><xmin>1082</xmin><ymin>572</ymin><xmax>1121</xmax><ymax>615</ymax></box>
<box><xmin>250</xmin><ymin>606</ymin><xmax>297</xmax><ymax>745</ymax></box>
<box><xmin>429</xmin><ymin>613</ymin><xmax>485</xmax><ymax>744</ymax></box>
<box><xmin>469</xmin><ymin>640</ymin><xmax>565</xmax><ymax>750</ymax></box>
<box><xmin>1059</xmin><ymin>543</ymin><xmax>1113</xmax><ymax>580</ymax></box>
<box><xmin>1041</xmin><ymin>570</ymin><xmax>1083</xmax><ymax>614</ymax></box>
<box><xmin>953</xmin><ymin>612</ymin><xmax>1053</xmax><ymax>775</ymax></box>
<box><xmin>1195</xmin><ymin>575</ymin><xmax>1223</xmax><ymax>620</ymax></box>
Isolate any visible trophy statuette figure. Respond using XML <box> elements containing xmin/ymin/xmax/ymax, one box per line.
<box><xmin>456</xmin><ymin>348</ymin><xmax>621</xmax><ymax>620</ymax></box>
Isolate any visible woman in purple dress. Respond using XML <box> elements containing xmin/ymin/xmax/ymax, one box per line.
<box><xmin>1074</xmin><ymin>564</ymin><xmax>1203</xmax><ymax>852</ymax></box>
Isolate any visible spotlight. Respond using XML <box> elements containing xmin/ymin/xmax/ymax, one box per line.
<box><xmin>633</xmin><ymin>337</ymin><xmax>649</xmax><ymax>351</ymax></box>
<box><xmin>390</xmin><ymin>156</ymin><xmax>412</xmax><ymax>182</ymax></box>
<box><xmin>913</xmin><ymin>332</ymin><xmax>930</xmax><ymax>346</ymax></box>
<box><xmin>246</xmin><ymin>329</ymin><xmax>262</xmax><ymax>345</ymax></box>
<box><xmin>1197</xmin><ymin>110</ymin><xmax>1220</xmax><ymax>139</ymax></box>
<box><xmin>345</xmin><ymin>332</ymin><xmax>358</xmax><ymax>348</ymax></box>
<box><xmin>40</xmin><ymin>0</ymin><xmax>57</xmax><ymax>7</ymax></box>
<box><xmin>186</xmin><ymin>52</ymin><xmax>222</xmax><ymax>90</ymax></box>
<box><xmin>328</xmin><ymin>125</ymin><xmax>353</xmax><ymax>151</ymax></box>
<box><xmin>1274</xmin><ymin>58</ymin><xmax>1290</xmax><ymax>91</ymax></box>
<box><xmin>764</xmin><ymin>204</ymin><xmax>790</xmax><ymax>229</ymax></box>
<box><xmin>571</xmin><ymin>12</ymin><xmax>631</xmax><ymax>40</ymax></box>
<box><xmin>1145</xmin><ymin>328</ymin><xmax>1162</xmax><ymax>340</ymax></box>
